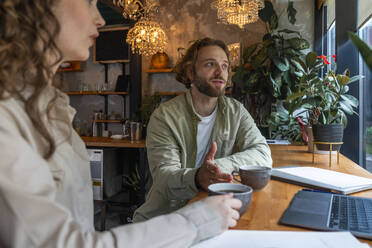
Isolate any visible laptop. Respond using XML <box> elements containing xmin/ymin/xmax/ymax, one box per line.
<box><xmin>279</xmin><ymin>190</ymin><xmax>372</xmax><ymax>240</ymax></box>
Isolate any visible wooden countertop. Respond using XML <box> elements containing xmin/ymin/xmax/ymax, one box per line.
<box><xmin>81</xmin><ymin>136</ymin><xmax>146</xmax><ymax>148</ymax></box>
<box><xmin>192</xmin><ymin>145</ymin><xmax>372</xmax><ymax>245</ymax></box>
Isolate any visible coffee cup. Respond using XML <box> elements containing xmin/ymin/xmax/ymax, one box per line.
<box><xmin>232</xmin><ymin>165</ymin><xmax>271</xmax><ymax>190</ymax></box>
<box><xmin>208</xmin><ymin>183</ymin><xmax>253</xmax><ymax>216</ymax></box>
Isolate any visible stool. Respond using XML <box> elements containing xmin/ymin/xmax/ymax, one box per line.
<box><xmin>312</xmin><ymin>141</ymin><xmax>344</xmax><ymax>167</ymax></box>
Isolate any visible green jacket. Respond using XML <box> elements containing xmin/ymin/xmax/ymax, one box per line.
<box><xmin>133</xmin><ymin>90</ymin><xmax>272</xmax><ymax>221</ymax></box>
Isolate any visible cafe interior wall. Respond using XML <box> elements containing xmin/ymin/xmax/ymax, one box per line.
<box><xmin>142</xmin><ymin>0</ymin><xmax>314</xmax><ymax>96</ymax></box>
<box><xmin>60</xmin><ymin>0</ymin><xmax>314</xmax><ymax>135</ymax></box>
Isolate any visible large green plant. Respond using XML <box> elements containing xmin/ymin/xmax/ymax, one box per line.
<box><xmin>268</xmin><ymin>52</ymin><xmax>323</xmax><ymax>141</ymax></box>
<box><xmin>232</xmin><ymin>1</ymin><xmax>309</xmax><ymax>125</ymax></box>
<box><xmin>348</xmin><ymin>32</ymin><xmax>372</xmax><ymax>71</ymax></box>
<box><xmin>287</xmin><ymin>52</ymin><xmax>362</xmax><ymax>127</ymax></box>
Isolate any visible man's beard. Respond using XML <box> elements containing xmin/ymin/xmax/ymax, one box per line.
<box><xmin>192</xmin><ymin>75</ymin><xmax>226</xmax><ymax>97</ymax></box>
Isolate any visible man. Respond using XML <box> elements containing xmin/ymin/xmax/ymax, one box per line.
<box><xmin>134</xmin><ymin>38</ymin><xmax>272</xmax><ymax>222</ymax></box>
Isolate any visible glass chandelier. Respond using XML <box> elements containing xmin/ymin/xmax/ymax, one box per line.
<box><xmin>113</xmin><ymin>0</ymin><xmax>168</xmax><ymax>56</ymax></box>
<box><xmin>212</xmin><ymin>0</ymin><xmax>264</xmax><ymax>28</ymax></box>
<box><xmin>112</xmin><ymin>0</ymin><xmax>145</xmax><ymax>20</ymax></box>
<box><xmin>126</xmin><ymin>17</ymin><xmax>168</xmax><ymax>56</ymax></box>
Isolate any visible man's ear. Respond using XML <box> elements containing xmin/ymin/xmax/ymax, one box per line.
<box><xmin>186</xmin><ymin>65</ymin><xmax>194</xmax><ymax>82</ymax></box>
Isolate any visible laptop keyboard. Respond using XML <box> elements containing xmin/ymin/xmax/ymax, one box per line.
<box><xmin>329</xmin><ymin>195</ymin><xmax>372</xmax><ymax>232</ymax></box>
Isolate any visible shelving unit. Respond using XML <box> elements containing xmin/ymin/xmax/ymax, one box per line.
<box><xmin>156</xmin><ymin>91</ymin><xmax>185</xmax><ymax>96</ymax></box>
<box><xmin>66</xmin><ymin>91</ymin><xmax>128</xmax><ymax>95</ymax></box>
<box><xmin>58</xmin><ymin>61</ymin><xmax>83</xmax><ymax>72</ymax></box>
<box><xmin>67</xmin><ymin>91</ymin><xmax>128</xmax><ymax>128</ymax></box>
<box><xmin>146</xmin><ymin>68</ymin><xmax>174</xmax><ymax>73</ymax></box>
<box><xmin>92</xmin><ymin>119</ymin><xmax>124</xmax><ymax>123</ymax></box>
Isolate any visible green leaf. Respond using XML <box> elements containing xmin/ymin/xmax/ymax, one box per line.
<box><xmin>330</xmin><ymin>108</ymin><xmax>338</xmax><ymax>116</ymax></box>
<box><xmin>269</xmin><ymin>74</ymin><xmax>280</xmax><ymax>97</ymax></box>
<box><xmin>341</xmin><ymin>111</ymin><xmax>348</xmax><ymax>127</ymax></box>
<box><xmin>348</xmin><ymin>75</ymin><xmax>363</xmax><ymax>84</ymax></box>
<box><xmin>292</xmin><ymin>71</ymin><xmax>304</xmax><ymax>77</ymax></box>
<box><xmin>286</xmin><ymin>91</ymin><xmax>305</xmax><ymax>101</ymax></box>
<box><xmin>343</xmin><ymin>85</ymin><xmax>349</xmax><ymax>93</ymax></box>
<box><xmin>278</xmin><ymin>29</ymin><xmax>300</xmax><ymax>36</ymax></box>
<box><xmin>231</xmin><ymin>65</ymin><xmax>249</xmax><ymax>85</ymax></box>
<box><xmin>291</xmin><ymin>59</ymin><xmax>306</xmax><ymax>72</ymax></box>
<box><xmin>305</xmin><ymin>52</ymin><xmax>318</xmax><ymax>67</ymax></box>
<box><xmin>259</xmin><ymin>1</ymin><xmax>276</xmax><ymax>23</ymax></box>
<box><xmin>348</xmin><ymin>32</ymin><xmax>372</xmax><ymax>72</ymax></box>
<box><xmin>269</xmin><ymin>13</ymin><xmax>279</xmax><ymax>30</ymax></box>
<box><xmin>247</xmin><ymin>72</ymin><xmax>260</xmax><ymax>85</ymax></box>
<box><xmin>336</xmin><ymin>75</ymin><xmax>350</xmax><ymax>85</ymax></box>
<box><xmin>243</xmin><ymin>43</ymin><xmax>258</xmax><ymax>62</ymax></box>
<box><xmin>341</xmin><ymin>94</ymin><xmax>358</xmax><ymax>107</ymax></box>
<box><xmin>252</xmin><ymin>47</ymin><xmax>267</xmax><ymax>68</ymax></box>
<box><xmin>288</xmin><ymin>38</ymin><xmax>310</xmax><ymax>50</ymax></box>
<box><xmin>282</xmin><ymin>70</ymin><xmax>290</xmax><ymax>85</ymax></box>
<box><xmin>262</xmin><ymin>33</ymin><xmax>272</xmax><ymax>41</ymax></box>
<box><xmin>267</xmin><ymin>46</ymin><xmax>277</xmax><ymax>58</ymax></box>
<box><xmin>325</xmin><ymin>92</ymin><xmax>336</xmax><ymax>103</ymax></box>
<box><xmin>287</xmin><ymin>1</ymin><xmax>297</xmax><ymax>25</ymax></box>
<box><xmin>339</xmin><ymin>101</ymin><xmax>353</xmax><ymax>115</ymax></box>
<box><xmin>273</xmin><ymin>57</ymin><xmax>289</xmax><ymax>71</ymax></box>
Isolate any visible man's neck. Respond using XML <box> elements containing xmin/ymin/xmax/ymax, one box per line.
<box><xmin>190</xmin><ymin>86</ymin><xmax>218</xmax><ymax>117</ymax></box>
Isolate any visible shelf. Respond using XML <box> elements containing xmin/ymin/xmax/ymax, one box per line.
<box><xmin>58</xmin><ymin>68</ymin><xmax>83</xmax><ymax>72</ymax></box>
<box><xmin>93</xmin><ymin>120</ymin><xmax>124</xmax><ymax>123</ymax></box>
<box><xmin>65</xmin><ymin>91</ymin><xmax>129</xmax><ymax>95</ymax></box>
<box><xmin>81</xmin><ymin>136</ymin><xmax>146</xmax><ymax>148</ymax></box>
<box><xmin>154</xmin><ymin>90</ymin><xmax>232</xmax><ymax>96</ymax></box>
<box><xmin>58</xmin><ymin>61</ymin><xmax>83</xmax><ymax>72</ymax></box>
<box><xmin>156</xmin><ymin>91</ymin><xmax>185</xmax><ymax>96</ymax></box>
<box><xmin>146</xmin><ymin>68</ymin><xmax>174</xmax><ymax>73</ymax></box>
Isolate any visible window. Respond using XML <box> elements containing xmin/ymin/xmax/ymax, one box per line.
<box><xmin>326</xmin><ymin>21</ymin><xmax>336</xmax><ymax>71</ymax></box>
<box><xmin>359</xmin><ymin>17</ymin><xmax>372</xmax><ymax>171</ymax></box>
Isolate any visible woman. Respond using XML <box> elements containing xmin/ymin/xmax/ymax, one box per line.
<box><xmin>0</xmin><ymin>0</ymin><xmax>242</xmax><ymax>247</ymax></box>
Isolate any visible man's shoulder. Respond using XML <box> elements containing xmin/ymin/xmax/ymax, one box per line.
<box><xmin>220</xmin><ymin>95</ymin><xmax>244</xmax><ymax>111</ymax></box>
<box><xmin>156</xmin><ymin>94</ymin><xmax>187</xmax><ymax>112</ymax></box>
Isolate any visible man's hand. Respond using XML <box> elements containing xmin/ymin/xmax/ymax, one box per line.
<box><xmin>196</xmin><ymin>142</ymin><xmax>233</xmax><ymax>191</ymax></box>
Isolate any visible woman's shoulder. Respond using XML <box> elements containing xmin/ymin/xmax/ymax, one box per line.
<box><xmin>0</xmin><ymin>97</ymin><xmax>27</xmax><ymax>122</ymax></box>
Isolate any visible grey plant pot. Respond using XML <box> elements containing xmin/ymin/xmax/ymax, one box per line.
<box><xmin>312</xmin><ymin>124</ymin><xmax>344</xmax><ymax>151</ymax></box>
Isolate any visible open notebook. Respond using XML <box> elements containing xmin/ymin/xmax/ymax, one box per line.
<box><xmin>271</xmin><ymin>166</ymin><xmax>372</xmax><ymax>194</ymax></box>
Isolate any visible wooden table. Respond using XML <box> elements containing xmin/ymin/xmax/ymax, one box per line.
<box><xmin>193</xmin><ymin>145</ymin><xmax>372</xmax><ymax>245</ymax></box>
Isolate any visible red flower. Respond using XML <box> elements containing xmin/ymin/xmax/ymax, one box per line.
<box><xmin>318</xmin><ymin>55</ymin><xmax>330</xmax><ymax>65</ymax></box>
<box><xmin>333</xmin><ymin>54</ymin><xmax>336</xmax><ymax>62</ymax></box>
<box><xmin>296</xmin><ymin>117</ymin><xmax>305</xmax><ymax>127</ymax></box>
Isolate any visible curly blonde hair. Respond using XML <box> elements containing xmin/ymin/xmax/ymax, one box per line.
<box><xmin>175</xmin><ymin>38</ymin><xmax>231</xmax><ymax>89</ymax></box>
<box><xmin>0</xmin><ymin>0</ymin><xmax>63</xmax><ymax>159</ymax></box>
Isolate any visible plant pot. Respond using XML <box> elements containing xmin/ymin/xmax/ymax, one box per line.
<box><xmin>312</xmin><ymin>124</ymin><xmax>344</xmax><ymax>151</ymax></box>
<box><xmin>151</xmin><ymin>52</ymin><xmax>169</xmax><ymax>69</ymax></box>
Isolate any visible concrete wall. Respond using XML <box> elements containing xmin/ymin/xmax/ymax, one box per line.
<box><xmin>143</xmin><ymin>0</ymin><xmax>314</xmax><ymax>95</ymax></box>
<box><xmin>62</xmin><ymin>0</ymin><xmax>314</xmax><ymax>135</ymax></box>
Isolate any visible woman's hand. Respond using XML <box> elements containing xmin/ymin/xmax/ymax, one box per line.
<box><xmin>201</xmin><ymin>194</ymin><xmax>242</xmax><ymax>232</ymax></box>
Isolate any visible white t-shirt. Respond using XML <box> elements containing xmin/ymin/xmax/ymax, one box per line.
<box><xmin>195</xmin><ymin>106</ymin><xmax>218</xmax><ymax>167</ymax></box>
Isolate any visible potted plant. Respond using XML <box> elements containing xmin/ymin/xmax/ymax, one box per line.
<box><xmin>267</xmin><ymin>51</ymin><xmax>324</xmax><ymax>144</ymax></box>
<box><xmin>287</xmin><ymin>51</ymin><xmax>363</xmax><ymax>151</ymax></box>
<box><xmin>232</xmin><ymin>0</ymin><xmax>310</xmax><ymax>130</ymax></box>
<box><xmin>139</xmin><ymin>93</ymin><xmax>162</xmax><ymax>138</ymax></box>
<box><xmin>123</xmin><ymin>163</ymin><xmax>142</xmax><ymax>205</ymax></box>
